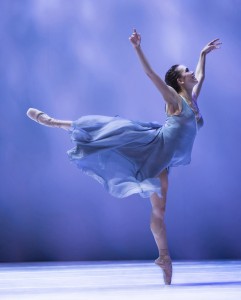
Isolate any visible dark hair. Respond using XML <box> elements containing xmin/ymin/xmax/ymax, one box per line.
<box><xmin>165</xmin><ymin>64</ymin><xmax>181</xmax><ymax>93</ymax></box>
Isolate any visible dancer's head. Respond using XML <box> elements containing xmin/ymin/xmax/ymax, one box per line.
<box><xmin>165</xmin><ymin>64</ymin><xmax>198</xmax><ymax>93</ymax></box>
<box><xmin>165</xmin><ymin>64</ymin><xmax>182</xmax><ymax>93</ymax></box>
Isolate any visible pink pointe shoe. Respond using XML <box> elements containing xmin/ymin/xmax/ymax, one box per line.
<box><xmin>155</xmin><ymin>255</ymin><xmax>172</xmax><ymax>285</ymax></box>
<box><xmin>26</xmin><ymin>108</ymin><xmax>60</xmax><ymax>128</ymax></box>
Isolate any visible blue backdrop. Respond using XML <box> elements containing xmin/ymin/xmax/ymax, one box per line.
<box><xmin>1</xmin><ymin>0</ymin><xmax>241</xmax><ymax>262</ymax></box>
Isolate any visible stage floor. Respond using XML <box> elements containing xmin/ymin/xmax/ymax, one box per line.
<box><xmin>0</xmin><ymin>260</ymin><xmax>240</xmax><ymax>300</ymax></box>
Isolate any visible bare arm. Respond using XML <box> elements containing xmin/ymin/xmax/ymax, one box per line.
<box><xmin>193</xmin><ymin>38</ymin><xmax>222</xmax><ymax>100</ymax></box>
<box><xmin>129</xmin><ymin>29</ymin><xmax>179</xmax><ymax>106</ymax></box>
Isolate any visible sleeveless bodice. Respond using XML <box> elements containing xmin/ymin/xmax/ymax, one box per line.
<box><xmin>162</xmin><ymin>96</ymin><xmax>203</xmax><ymax>167</ymax></box>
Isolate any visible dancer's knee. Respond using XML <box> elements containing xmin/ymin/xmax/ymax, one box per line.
<box><xmin>152</xmin><ymin>204</ymin><xmax>166</xmax><ymax>220</ymax></box>
<box><xmin>150</xmin><ymin>213</ymin><xmax>165</xmax><ymax>234</ymax></box>
<box><xmin>150</xmin><ymin>204</ymin><xmax>166</xmax><ymax>233</ymax></box>
<box><xmin>150</xmin><ymin>194</ymin><xmax>166</xmax><ymax>216</ymax></box>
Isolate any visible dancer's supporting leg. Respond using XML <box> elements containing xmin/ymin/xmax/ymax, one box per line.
<box><xmin>150</xmin><ymin>169</ymin><xmax>172</xmax><ymax>285</ymax></box>
<box><xmin>26</xmin><ymin>108</ymin><xmax>72</xmax><ymax>131</ymax></box>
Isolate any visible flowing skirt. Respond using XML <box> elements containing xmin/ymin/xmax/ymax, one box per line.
<box><xmin>67</xmin><ymin>115</ymin><xmax>177</xmax><ymax>198</ymax></box>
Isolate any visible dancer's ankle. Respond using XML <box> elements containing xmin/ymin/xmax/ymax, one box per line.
<box><xmin>159</xmin><ymin>249</ymin><xmax>170</xmax><ymax>258</ymax></box>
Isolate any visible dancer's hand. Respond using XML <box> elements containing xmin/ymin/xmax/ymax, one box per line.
<box><xmin>129</xmin><ymin>29</ymin><xmax>141</xmax><ymax>48</ymax></box>
<box><xmin>201</xmin><ymin>38</ymin><xmax>222</xmax><ymax>55</ymax></box>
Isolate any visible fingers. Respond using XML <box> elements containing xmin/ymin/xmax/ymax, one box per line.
<box><xmin>129</xmin><ymin>29</ymin><xmax>141</xmax><ymax>47</ymax></box>
<box><xmin>209</xmin><ymin>38</ymin><xmax>222</xmax><ymax>47</ymax></box>
<box><xmin>129</xmin><ymin>28</ymin><xmax>140</xmax><ymax>41</ymax></box>
<box><xmin>210</xmin><ymin>38</ymin><xmax>220</xmax><ymax>43</ymax></box>
<box><xmin>132</xmin><ymin>28</ymin><xmax>139</xmax><ymax>37</ymax></box>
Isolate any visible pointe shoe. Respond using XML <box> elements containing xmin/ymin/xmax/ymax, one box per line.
<box><xmin>26</xmin><ymin>108</ymin><xmax>60</xmax><ymax>128</ymax></box>
<box><xmin>155</xmin><ymin>255</ymin><xmax>172</xmax><ymax>285</ymax></box>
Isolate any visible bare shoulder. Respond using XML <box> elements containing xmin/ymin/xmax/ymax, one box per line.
<box><xmin>165</xmin><ymin>87</ymin><xmax>182</xmax><ymax>115</ymax></box>
<box><xmin>164</xmin><ymin>86</ymin><xmax>181</xmax><ymax>109</ymax></box>
<box><xmin>192</xmin><ymin>91</ymin><xmax>198</xmax><ymax>102</ymax></box>
<box><xmin>148</xmin><ymin>72</ymin><xmax>180</xmax><ymax>105</ymax></box>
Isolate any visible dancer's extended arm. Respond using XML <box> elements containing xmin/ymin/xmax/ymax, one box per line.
<box><xmin>129</xmin><ymin>29</ymin><xmax>179</xmax><ymax>107</ymax></box>
<box><xmin>193</xmin><ymin>38</ymin><xmax>221</xmax><ymax>100</ymax></box>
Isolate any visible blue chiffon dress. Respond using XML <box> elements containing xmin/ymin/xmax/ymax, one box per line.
<box><xmin>67</xmin><ymin>96</ymin><xmax>203</xmax><ymax>198</ymax></box>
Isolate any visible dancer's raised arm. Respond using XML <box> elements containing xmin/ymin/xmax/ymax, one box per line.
<box><xmin>193</xmin><ymin>38</ymin><xmax>221</xmax><ymax>100</ymax></box>
<box><xmin>129</xmin><ymin>29</ymin><xmax>179</xmax><ymax>107</ymax></box>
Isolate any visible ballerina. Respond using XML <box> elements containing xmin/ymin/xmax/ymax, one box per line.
<box><xmin>27</xmin><ymin>29</ymin><xmax>221</xmax><ymax>285</ymax></box>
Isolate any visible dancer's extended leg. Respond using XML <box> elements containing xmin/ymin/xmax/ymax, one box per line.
<box><xmin>150</xmin><ymin>169</ymin><xmax>172</xmax><ymax>285</ymax></box>
<box><xmin>27</xmin><ymin>108</ymin><xmax>72</xmax><ymax>131</ymax></box>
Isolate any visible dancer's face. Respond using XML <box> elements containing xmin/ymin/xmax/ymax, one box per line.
<box><xmin>177</xmin><ymin>65</ymin><xmax>198</xmax><ymax>87</ymax></box>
